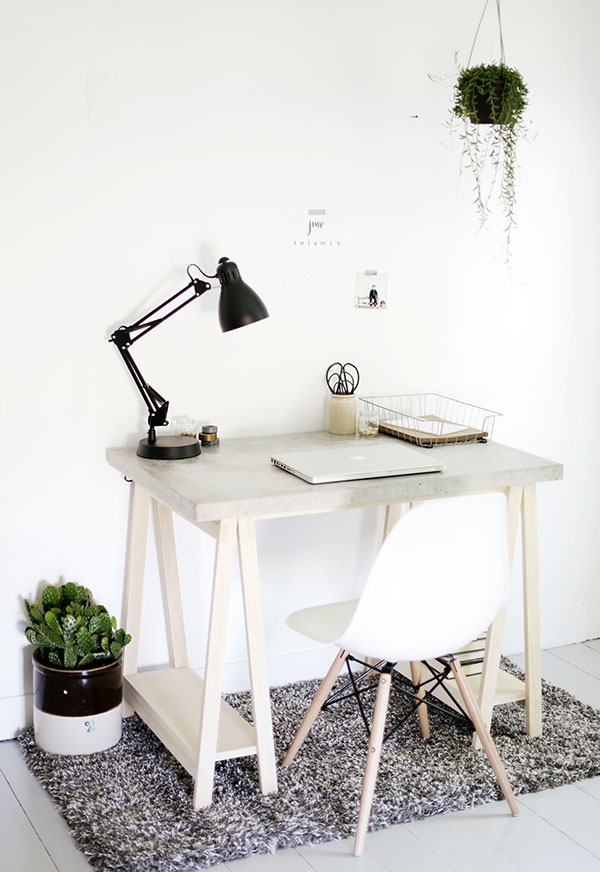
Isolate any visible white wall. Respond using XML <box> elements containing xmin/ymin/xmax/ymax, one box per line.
<box><xmin>2</xmin><ymin>0</ymin><xmax>599</xmax><ymax>737</ymax></box>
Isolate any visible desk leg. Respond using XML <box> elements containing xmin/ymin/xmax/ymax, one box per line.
<box><xmin>121</xmin><ymin>483</ymin><xmax>151</xmax><ymax>716</ymax></box>
<box><xmin>522</xmin><ymin>483</ymin><xmax>542</xmax><ymax>737</ymax></box>
<box><xmin>383</xmin><ymin>502</ymin><xmax>408</xmax><ymax>538</ymax></box>
<box><xmin>151</xmin><ymin>499</ymin><xmax>189</xmax><ymax>669</ymax></box>
<box><xmin>237</xmin><ymin>517</ymin><xmax>278</xmax><ymax>796</ymax></box>
<box><xmin>193</xmin><ymin>517</ymin><xmax>237</xmax><ymax>808</ymax></box>
<box><xmin>474</xmin><ymin>485</ymin><xmax>523</xmax><ymax>748</ymax></box>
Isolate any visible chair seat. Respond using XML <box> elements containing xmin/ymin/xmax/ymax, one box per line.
<box><xmin>286</xmin><ymin>599</ymin><xmax>358</xmax><ymax>645</ymax></box>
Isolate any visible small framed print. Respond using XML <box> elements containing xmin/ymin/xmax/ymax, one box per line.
<box><xmin>355</xmin><ymin>271</ymin><xmax>388</xmax><ymax>310</ymax></box>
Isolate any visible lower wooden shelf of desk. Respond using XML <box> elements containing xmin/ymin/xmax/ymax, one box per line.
<box><xmin>125</xmin><ymin>668</ymin><xmax>257</xmax><ymax>776</ymax></box>
<box><xmin>395</xmin><ymin>662</ymin><xmax>526</xmax><ymax>715</ymax></box>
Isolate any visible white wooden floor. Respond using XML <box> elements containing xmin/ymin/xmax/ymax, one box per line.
<box><xmin>3</xmin><ymin>641</ymin><xmax>600</xmax><ymax>872</ymax></box>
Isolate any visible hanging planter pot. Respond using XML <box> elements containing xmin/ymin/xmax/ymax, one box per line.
<box><xmin>32</xmin><ymin>649</ymin><xmax>123</xmax><ymax>755</ymax></box>
<box><xmin>453</xmin><ymin>63</ymin><xmax>527</xmax><ymax>126</ymax></box>
<box><xmin>450</xmin><ymin>0</ymin><xmax>528</xmax><ymax>259</ymax></box>
<box><xmin>24</xmin><ymin>581</ymin><xmax>131</xmax><ymax>755</ymax></box>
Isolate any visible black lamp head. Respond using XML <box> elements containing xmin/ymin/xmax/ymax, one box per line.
<box><xmin>216</xmin><ymin>257</ymin><xmax>269</xmax><ymax>332</ymax></box>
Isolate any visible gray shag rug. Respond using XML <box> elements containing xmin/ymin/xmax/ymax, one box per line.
<box><xmin>18</xmin><ymin>658</ymin><xmax>600</xmax><ymax>871</ymax></box>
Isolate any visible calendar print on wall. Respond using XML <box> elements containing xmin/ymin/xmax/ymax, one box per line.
<box><xmin>285</xmin><ymin>209</ymin><xmax>345</xmax><ymax>296</ymax></box>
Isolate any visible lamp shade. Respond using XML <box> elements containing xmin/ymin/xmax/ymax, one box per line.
<box><xmin>216</xmin><ymin>257</ymin><xmax>269</xmax><ymax>332</ymax></box>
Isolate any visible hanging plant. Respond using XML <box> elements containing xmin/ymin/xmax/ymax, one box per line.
<box><xmin>451</xmin><ymin>0</ymin><xmax>528</xmax><ymax>259</ymax></box>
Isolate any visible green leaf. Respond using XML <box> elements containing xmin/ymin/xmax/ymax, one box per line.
<box><xmin>73</xmin><ymin>585</ymin><xmax>90</xmax><ymax>605</ymax></box>
<box><xmin>36</xmin><ymin>623</ymin><xmax>65</xmax><ymax>649</ymax></box>
<box><xmin>42</xmin><ymin>585</ymin><xmax>60</xmax><ymax>609</ymax></box>
<box><xmin>63</xmin><ymin>582</ymin><xmax>78</xmax><ymax>602</ymax></box>
<box><xmin>62</xmin><ymin>614</ymin><xmax>78</xmax><ymax>640</ymax></box>
<box><xmin>64</xmin><ymin>644</ymin><xmax>77</xmax><ymax>669</ymax></box>
<box><xmin>88</xmin><ymin>612</ymin><xmax>112</xmax><ymax>636</ymax></box>
<box><xmin>70</xmin><ymin>602</ymin><xmax>84</xmax><ymax>619</ymax></box>
<box><xmin>45</xmin><ymin>611</ymin><xmax>60</xmax><ymax>633</ymax></box>
<box><xmin>28</xmin><ymin>605</ymin><xmax>45</xmax><ymax>626</ymax></box>
<box><xmin>110</xmin><ymin>641</ymin><xmax>122</xmax><ymax>661</ymax></box>
<box><xmin>48</xmin><ymin>650</ymin><xmax>63</xmax><ymax>668</ymax></box>
<box><xmin>25</xmin><ymin>627</ymin><xmax>45</xmax><ymax>646</ymax></box>
<box><xmin>77</xmin><ymin>653</ymin><xmax>94</xmax><ymax>668</ymax></box>
<box><xmin>96</xmin><ymin>613</ymin><xmax>112</xmax><ymax>636</ymax></box>
<box><xmin>76</xmin><ymin>628</ymin><xmax>94</xmax><ymax>656</ymax></box>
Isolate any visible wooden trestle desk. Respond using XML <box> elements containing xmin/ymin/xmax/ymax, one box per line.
<box><xmin>107</xmin><ymin>431</ymin><xmax>562</xmax><ymax>808</ymax></box>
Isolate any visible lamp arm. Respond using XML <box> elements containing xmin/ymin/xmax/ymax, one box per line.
<box><xmin>110</xmin><ymin>277</ymin><xmax>211</xmax><ymax>442</ymax></box>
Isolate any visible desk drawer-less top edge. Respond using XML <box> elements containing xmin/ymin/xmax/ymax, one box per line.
<box><xmin>106</xmin><ymin>431</ymin><xmax>563</xmax><ymax>524</ymax></box>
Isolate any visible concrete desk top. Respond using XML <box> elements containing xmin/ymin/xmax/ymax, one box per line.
<box><xmin>107</xmin><ymin>432</ymin><xmax>563</xmax><ymax>525</ymax></box>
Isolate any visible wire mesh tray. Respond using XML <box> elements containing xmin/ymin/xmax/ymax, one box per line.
<box><xmin>359</xmin><ymin>394</ymin><xmax>502</xmax><ymax>447</ymax></box>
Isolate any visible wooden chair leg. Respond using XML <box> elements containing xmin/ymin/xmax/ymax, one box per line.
<box><xmin>353</xmin><ymin>669</ymin><xmax>392</xmax><ymax>856</ymax></box>
<box><xmin>409</xmin><ymin>661</ymin><xmax>430</xmax><ymax>740</ymax></box>
<box><xmin>282</xmin><ymin>649</ymin><xmax>348</xmax><ymax>767</ymax></box>
<box><xmin>449</xmin><ymin>658</ymin><xmax>519</xmax><ymax>816</ymax></box>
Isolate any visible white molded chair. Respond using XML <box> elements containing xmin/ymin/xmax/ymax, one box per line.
<box><xmin>281</xmin><ymin>493</ymin><xmax>518</xmax><ymax>856</ymax></box>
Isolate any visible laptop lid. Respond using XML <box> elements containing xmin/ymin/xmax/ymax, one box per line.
<box><xmin>270</xmin><ymin>440</ymin><xmax>444</xmax><ymax>484</ymax></box>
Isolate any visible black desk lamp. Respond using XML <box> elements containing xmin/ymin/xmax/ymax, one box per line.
<box><xmin>110</xmin><ymin>256</ymin><xmax>269</xmax><ymax>460</ymax></box>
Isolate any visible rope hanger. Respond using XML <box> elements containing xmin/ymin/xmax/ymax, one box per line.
<box><xmin>467</xmin><ymin>0</ymin><xmax>506</xmax><ymax>69</ymax></box>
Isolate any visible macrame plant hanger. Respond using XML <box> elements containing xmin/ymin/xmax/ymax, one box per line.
<box><xmin>467</xmin><ymin>0</ymin><xmax>506</xmax><ymax>69</ymax></box>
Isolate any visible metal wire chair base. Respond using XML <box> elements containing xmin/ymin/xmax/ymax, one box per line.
<box><xmin>320</xmin><ymin>654</ymin><xmax>473</xmax><ymax>742</ymax></box>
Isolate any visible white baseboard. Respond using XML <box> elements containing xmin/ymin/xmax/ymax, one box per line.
<box><xmin>502</xmin><ymin>600</ymin><xmax>600</xmax><ymax>655</ymax></box>
<box><xmin>0</xmin><ymin>648</ymin><xmax>339</xmax><ymax>740</ymax></box>
<box><xmin>193</xmin><ymin>645</ymin><xmax>340</xmax><ymax>694</ymax></box>
<box><xmin>2</xmin><ymin>602</ymin><xmax>598</xmax><ymax>739</ymax></box>
<box><xmin>0</xmin><ymin>693</ymin><xmax>32</xmax><ymax>740</ymax></box>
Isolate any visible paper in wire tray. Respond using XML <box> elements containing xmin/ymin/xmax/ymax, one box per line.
<box><xmin>359</xmin><ymin>394</ymin><xmax>502</xmax><ymax>447</ymax></box>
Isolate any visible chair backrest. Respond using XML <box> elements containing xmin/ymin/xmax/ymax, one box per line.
<box><xmin>335</xmin><ymin>492</ymin><xmax>510</xmax><ymax>663</ymax></box>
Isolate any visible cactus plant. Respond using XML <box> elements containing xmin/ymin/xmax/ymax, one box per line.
<box><xmin>24</xmin><ymin>582</ymin><xmax>131</xmax><ymax>669</ymax></box>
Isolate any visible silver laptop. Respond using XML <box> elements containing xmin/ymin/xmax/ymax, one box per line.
<box><xmin>270</xmin><ymin>440</ymin><xmax>444</xmax><ymax>484</ymax></box>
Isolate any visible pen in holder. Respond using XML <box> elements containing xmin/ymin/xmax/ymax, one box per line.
<box><xmin>326</xmin><ymin>362</ymin><xmax>359</xmax><ymax>435</ymax></box>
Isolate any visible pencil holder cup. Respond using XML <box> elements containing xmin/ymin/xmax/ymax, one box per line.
<box><xmin>328</xmin><ymin>394</ymin><xmax>357</xmax><ymax>435</ymax></box>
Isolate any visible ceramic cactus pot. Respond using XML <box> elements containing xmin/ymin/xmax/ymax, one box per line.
<box><xmin>32</xmin><ymin>649</ymin><xmax>123</xmax><ymax>755</ymax></box>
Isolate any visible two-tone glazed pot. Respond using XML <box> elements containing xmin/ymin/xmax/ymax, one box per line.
<box><xmin>32</xmin><ymin>649</ymin><xmax>123</xmax><ymax>754</ymax></box>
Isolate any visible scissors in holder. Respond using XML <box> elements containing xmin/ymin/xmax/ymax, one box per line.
<box><xmin>326</xmin><ymin>362</ymin><xmax>360</xmax><ymax>395</ymax></box>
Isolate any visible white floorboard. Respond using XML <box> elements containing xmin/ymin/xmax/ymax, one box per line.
<box><xmin>577</xmin><ymin>774</ymin><xmax>600</xmax><ymax>801</ymax></box>
<box><xmin>2</xmin><ymin>643</ymin><xmax>600</xmax><ymax>872</ymax></box>
<box><xmin>510</xmin><ymin>649</ymin><xmax>600</xmax><ymax>709</ymax></box>
<box><xmin>225</xmin><ymin>847</ymin><xmax>313</xmax><ymax>871</ymax></box>
<box><xmin>519</xmin><ymin>783</ymin><xmax>600</xmax><ymax>861</ymax></box>
<box><xmin>405</xmin><ymin>799</ymin><xmax>600</xmax><ymax>872</ymax></box>
<box><xmin>0</xmin><ymin>740</ymin><xmax>93</xmax><ymax>872</ymax></box>
<box><xmin>546</xmin><ymin>642</ymin><xmax>600</xmax><ymax>678</ymax></box>
<box><xmin>360</xmin><ymin>823</ymin><xmax>454</xmax><ymax>871</ymax></box>
<box><xmin>0</xmin><ymin>767</ymin><xmax>57</xmax><ymax>872</ymax></box>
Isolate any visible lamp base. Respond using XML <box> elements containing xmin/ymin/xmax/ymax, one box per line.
<box><xmin>137</xmin><ymin>435</ymin><xmax>201</xmax><ymax>460</ymax></box>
